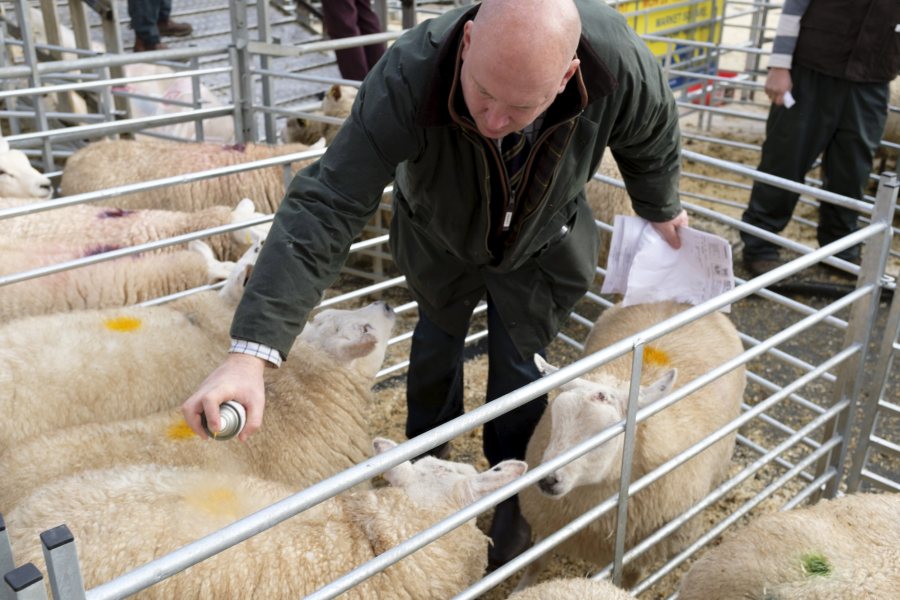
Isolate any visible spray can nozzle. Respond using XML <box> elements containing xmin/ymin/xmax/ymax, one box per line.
<box><xmin>200</xmin><ymin>400</ymin><xmax>246</xmax><ymax>441</ymax></box>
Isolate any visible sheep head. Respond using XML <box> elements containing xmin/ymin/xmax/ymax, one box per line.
<box><xmin>300</xmin><ymin>302</ymin><xmax>396</xmax><ymax>378</ymax></box>
<box><xmin>373</xmin><ymin>437</ymin><xmax>528</xmax><ymax>509</ymax></box>
<box><xmin>532</xmin><ymin>355</ymin><xmax>676</xmax><ymax>497</ymax></box>
<box><xmin>0</xmin><ymin>140</ymin><xmax>53</xmax><ymax>199</ymax></box>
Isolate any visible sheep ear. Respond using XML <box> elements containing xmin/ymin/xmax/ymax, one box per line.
<box><xmin>372</xmin><ymin>437</ymin><xmax>397</xmax><ymax>455</ymax></box>
<box><xmin>456</xmin><ymin>460</ymin><xmax>528</xmax><ymax>505</ymax></box>
<box><xmin>0</xmin><ymin>137</ymin><xmax>8</xmax><ymax>153</ymax></box>
<box><xmin>234</xmin><ymin>198</ymin><xmax>255</xmax><ymax>215</ymax></box>
<box><xmin>329</xmin><ymin>84</ymin><xmax>341</xmax><ymax>100</ymax></box>
<box><xmin>335</xmin><ymin>333</ymin><xmax>377</xmax><ymax>361</ymax></box>
<box><xmin>534</xmin><ymin>354</ymin><xmax>557</xmax><ymax>376</ymax></box>
<box><xmin>639</xmin><ymin>368</ymin><xmax>677</xmax><ymax>407</ymax></box>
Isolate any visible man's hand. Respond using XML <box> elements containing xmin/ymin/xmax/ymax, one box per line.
<box><xmin>651</xmin><ymin>209</ymin><xmax>689</xmax><ymax>249</ymax></box>
<box><xmin>182</xmin><ymin>353</ymin><xmax>267</xmax><ymax>442</ymax></box>
<box><xmin>765</xmin><ymin>67</ymin><xmax>793</xmax><ymax>106</ymax></box>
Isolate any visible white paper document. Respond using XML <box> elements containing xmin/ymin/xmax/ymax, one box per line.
<box><xmin>601</xmin><ymin>215</ymin><xmax>734</xmax><ymax>312</ymax></box>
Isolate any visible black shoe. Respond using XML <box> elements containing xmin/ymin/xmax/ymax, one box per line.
<box><xmin>133</xmin><ymin>38</ymin><xmax>168</xmax><ymax>52</ymax></box>
<box><xmin>157</xmin><ymin>19</ymin><xmax>193</xmax><ymax>37</ymax></box>
<box><xmin>487</xmin><ymin>496</ymin><xmax>532</xmax><ymax>570</ymax></box>
<box><xmin>744</xmin><ymin>257</ymin><xmax>784</xmax><ymax>277</ymax></box>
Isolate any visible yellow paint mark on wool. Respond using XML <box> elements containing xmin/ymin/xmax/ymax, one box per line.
<box><xmin>167</xmin><ymin>420</ymin><xmax>198</xmax><ymax>440</ymax></box>
<box><xmin>185</xmin><ymin>487</ymin><xmax>241</xmax><ymax>521</ymax></box>
<box><xmin>103</xmin><ymin>316</ymin><xmax>142</xmax><ymax>332</ymax></box>
<box><xmin>643</xmin><ymin>345</ymin><xmax>671</xmax><ymax>367</ymax></box>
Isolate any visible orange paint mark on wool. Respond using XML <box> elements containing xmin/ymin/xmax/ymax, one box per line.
<box><xmin>185</xmin><ymin>487</ymin><xmax>241</xmax><ymax>520</ymax></box>
<box><xmin>103</xmin><ymin>316</ymin><xmax>142</xmax><ymax>332</ymax></box>
<box><xmin>167</xmin><ymin>420</ymin><xmax>198</xmax><ymax>440</ymax></box>
<box><xmin>643</xmin><ymin>345</ymin><xmax>670</xmax><ymax>367</ymax></box>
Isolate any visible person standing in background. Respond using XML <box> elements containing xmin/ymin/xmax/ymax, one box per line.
<box><xmin>129</xmin><ymin>0</ymin><xmax>193</xmax><ymax>52</ymax></box>
<box><xmin>740</xmin><ymin>0</ymin><xmax>900</xmax><ymax>276</ymax></box>
<box><xmin>321</xmin><ymin>0</ymin><xmax>387</xmax><ymax>80</ymax></box>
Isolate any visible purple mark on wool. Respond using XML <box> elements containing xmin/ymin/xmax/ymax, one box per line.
<box><xmin>83</xmin><ymin>244</ymin><xmax>122</xmax><ymax>257</ymax></box>
<box><xmin>99</xmin><ymin>208</ymin><xmax>135</xmax><ymax>219</ymax></box>
<box><xmin>224</xmin><ymin>143</ymin><xmax>247</xmax><ymax>152</ymax></box>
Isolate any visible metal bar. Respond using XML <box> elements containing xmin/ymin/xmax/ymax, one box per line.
<box><xmin>40</xmin><ymin>526</ymin><xmax>86</xmax><ymax>600</ymax></box>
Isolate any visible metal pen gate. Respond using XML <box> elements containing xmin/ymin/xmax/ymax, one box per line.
<box><xmin>0</xmin><ymin>1</ymin><xmax>897</xmax><ymax>598</ymax></box>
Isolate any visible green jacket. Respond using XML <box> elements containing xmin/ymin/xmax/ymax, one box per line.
<box><xmin>232</xmin><ymin>0</ymin><xmax>682</xmax><ymax>360</ymax></box>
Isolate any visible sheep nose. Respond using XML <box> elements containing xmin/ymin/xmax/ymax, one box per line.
<box><xmin>538</xmin><ymin>475</ymin><xmax>559</xmax><ymax>495</ymax></box>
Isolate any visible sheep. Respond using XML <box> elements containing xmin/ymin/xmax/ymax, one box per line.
<box><xmin>0</xmin><ymin>138</ymin><xmax>53</xmax><ymax>199</ymax></box>
<box><xmin>518</xmin><ymin>301</ymin><xmax>746</xmax><ymax>589</ymax></box>
<box><xmin>0</xmin><ymin>197</ymin><xmax>270</xmax><ymax>262</ymax></box>
<box><xmin>6</xmin><ymin>438</ymin><xmax>528</xmax><ymax>598</ymax></box>
<box><xmin>0</xmin><ymin>299</ymin><xmax>396</xmax><ymax>510</ymax></box>
<box><xmin>0</xmin><ymin>240</ymin><xmax>261</xmax><ymax>461</ymax></box>
<box><xmin>0</xmin><ymin>239</ymin><xmax>233</xmax><ymax>322</ymax></box>
<box><xmin>281</xmin><ymin>84</ymin><xmax>357</xmax><ymax>145</ymax></box>
<box><xmin>506</xmin><ymin>577</ymin><xmax>633</xmax><ymax>600</ymax></box>
<box><xmin>59</xmin><ymin>139</ymin><xmax>317</xmax><ymax>213</ymax></box>
<box><xmin>677</xmin><ymin>492</ymin><xmax>900</xmax><ymax>600</ymax></box>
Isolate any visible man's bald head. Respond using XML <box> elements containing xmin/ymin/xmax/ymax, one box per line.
<box><xmin>460</xmin><ymin>0</ymin><xmax>582</xmax><ymax>139</ymax></box>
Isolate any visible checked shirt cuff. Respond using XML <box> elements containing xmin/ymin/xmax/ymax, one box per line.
<box><xmin>230</xmin><ymin>339</ymin><xmax>282</xmax><ymax>368</ymax></box>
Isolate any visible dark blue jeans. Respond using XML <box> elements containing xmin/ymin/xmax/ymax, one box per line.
<box><xmin>406</xmin><ymin>296</ymin><xmax>547</xmax><ymax>466</ymax></box>
<box><xmin>128</xmin><ymin>0</ymin><xmax>171</xmax><ymax>45</ymax></box>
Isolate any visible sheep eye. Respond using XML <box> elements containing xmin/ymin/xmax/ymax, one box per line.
<box><xmin>0</xmin><ymin>170</ymin><xmax>7</xmax><ymax>176</ymax></box>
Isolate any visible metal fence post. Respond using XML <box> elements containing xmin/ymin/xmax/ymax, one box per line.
<box><xmin>812</xmin><ymin>172</ymin><xmax>899</xmax><ymax>499</ymax></box>
<box><xmin>40</xmin><ymin>526</ymin><xmax>85</xmax><ymax>600</ymax></box>
<box><xmin>3</xmin><ymin>564</ymin><xmax>46</xmax><ymax>600</ymax></box>
<box><xmin>229</xmin><ymin>0</ymin><xmax>255</xmax><ymax>143</ymax></box>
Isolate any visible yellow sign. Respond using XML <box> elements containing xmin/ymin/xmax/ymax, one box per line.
<box><xmin>616</xmin><ymin>0</ymin><xmax>721</xmax><ymax>63</ymax></box>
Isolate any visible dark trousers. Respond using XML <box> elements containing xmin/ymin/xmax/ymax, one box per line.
<box><xmin>128</xmin><ymin>0</ymin><xmax>171</xmax><ymax>45</ymax></box>
<box><xmin>406</xmin><ymin>297</ymin><xmax>548</xmax><ymax>466</ymax></box>
<box><xmin>320</xmin><ymin>0</ymin><xmax>387</xmax><ymax>81</ymax></box>
<box><xmin>741</xmin><ymin>64</ymin><xmax>889</xmax><ymax>261</ymax></box>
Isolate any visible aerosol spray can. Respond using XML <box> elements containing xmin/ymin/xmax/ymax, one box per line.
<box><xmin>201</xmin><ymin>400</ymin><xmax>246</xmax><ymax>441</ymax></box>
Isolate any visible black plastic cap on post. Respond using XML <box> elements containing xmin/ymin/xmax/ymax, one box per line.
<box><xmin>4</xmin><ymin>563</ymin><xmax>42</xmax><ymax>592</ymax></box>
<box><xmin>39</xmin><ymin>525</ymin><xmax>74</xmax><ymax>551</ymax></box>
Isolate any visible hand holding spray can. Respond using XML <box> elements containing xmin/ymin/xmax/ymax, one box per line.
<box><xmin>200</xmin><ymin>400</ymin><xmax>246</xmax><ymax>441</ymax></box>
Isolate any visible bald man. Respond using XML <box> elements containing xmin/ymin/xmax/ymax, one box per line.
<box><xmin>184</xmin><ymin>0</ymin><xmax>686</xmax><ymax>567</ymax></box>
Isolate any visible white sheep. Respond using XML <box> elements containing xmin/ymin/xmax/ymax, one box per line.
<box><xmin>518</xmin><ymin>301</ymin><xmax>746</xmax><ymax>589</ymax></box>
<box><xmin>506</xmin><ymin>577</ymin><xmax>633</xmax><ymax>600</ymax></box>
<box><xmin>0</xmin><ymin>197</ymin><xmax>270</xmax><ymax>262</ymax></box>
<box><xmin>0</xmin><ymin>299</ymin><xmax>396</xmax><ymax>510</ymax></box>
<box><xmin>0</xmin><ymin>239</ymin><xmax>233</xmax><ymax>322</ymax></box>
<box><xmin>0</xmin><ymin>240</ymin><xmax>261</xmax><ymax>461</ymax></box>
<box><xmin>59</xmin><ymin>139</ymin><xmax>317</xmax><ymax>213</ymax></box>
<box><xmin>281</xmin><ymin>84</ymin><xmax>357</xmax><ymax>145</ymax></box>
<box><xmin>0</xmin><ymin>138</ymin><xmax>53</xmax><ymax>199</ymax></box>
<box><xmin>6</xmin><ymin>438</ymin><xmax>528</xmax><ymax>598</ymax></box>
<box><xmin>678</xmin><ymin>492</ymin><xmax>900</xmax><ymax>600</ymax></box>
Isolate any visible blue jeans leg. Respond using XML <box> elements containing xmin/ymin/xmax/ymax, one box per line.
<box><xmin>129</xmin><ymin>0</ymin><xmax>163</xmax><ymax>44</ymax></box>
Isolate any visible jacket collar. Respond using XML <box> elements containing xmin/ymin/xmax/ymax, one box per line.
<box><xmin>417</xmin><ymin>4</ymin><xmax>619</xmax><ymax>128</ymax></box>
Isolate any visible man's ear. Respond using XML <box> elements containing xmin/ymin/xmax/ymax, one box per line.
<box><xmin>557</xmin><ymin>58</ymin><xmax>580</xmax><ymax>94</ymax></box>
<box><xmin>461</xmin><ymin>20</ymin><xmax>474</xmax><ymax>61</ymax></box>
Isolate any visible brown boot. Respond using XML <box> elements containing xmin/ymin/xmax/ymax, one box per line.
<box><xmin>133</xmin><ymin>37</ymin><xmax>169</xmax><ymax>52</ymax></box>
<box><xmin>157</xmin><ymin>19</ymin><xmax>193</xmax><ymax>37</ymax></box>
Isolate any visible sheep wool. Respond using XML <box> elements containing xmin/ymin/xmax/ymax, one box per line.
<box><xmin>0</xmin><ymin>240</ymin><xmax>231</xmax><ymax>322</ymax></box>
<box><xmin>506</xmin><ymin>577</ymin><xmax>633</xmax><ymax>600</ymax></box>
<box><xmin>282</xmin><ymin>84</ymin><xmax>357</xmax><ymax>145</ymax></box>
<box><xmin>519</xmin><ymin>301</ymin><xmax>746</xmax><ymax>588</ymax></box>
<box><xmin>0</xmin><ymin>242</ymin><xmax>260</xmax><ymax>459</ymax></box>
<box><xmin>7</xmin><ymin>441</ymin><xmax>527</xmax><ymax>598</ymax></box>
<box><xmin>60</xmin><ymin>139</ymin><xmax>316</xmax><ymax>213</ymax></box>
<box><xmin>0</xmin><ymin>197</ymin><xmax>268</xmax><ymax>262</ymax></box>
<box><xmin>0</xmin><ymin>301</ymin><xmax>395</xmax><ymax>512</ymax></box>
<box><xmin>678</xmin><ymin>492</ymin><xmax>900</xmax><ymax>600</ymax></box>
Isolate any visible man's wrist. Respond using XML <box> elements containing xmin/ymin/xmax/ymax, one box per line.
<box><xmin>229</xmin><ymin>339</ymin><xmax>283</xmax><ymax>368</ymax></box>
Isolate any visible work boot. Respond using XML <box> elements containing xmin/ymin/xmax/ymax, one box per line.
<box><xmin>743</xmin><ymin>256</ymin><xmax>784</xmax><ymax>277</ymax></box>
<box><xmin>157</xmin><ymin>19</ymin><xmax>193</xmax><ymax>37</ymax></box>
<box><xmin>487</xmin><ymin>496</ymin><xmax>532</xmax><ymax>570</ymax></box>
<box><xmin>133</xmin><ymin>38</ymin><xmax>168</xmax><ymax>52</ymax></box>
